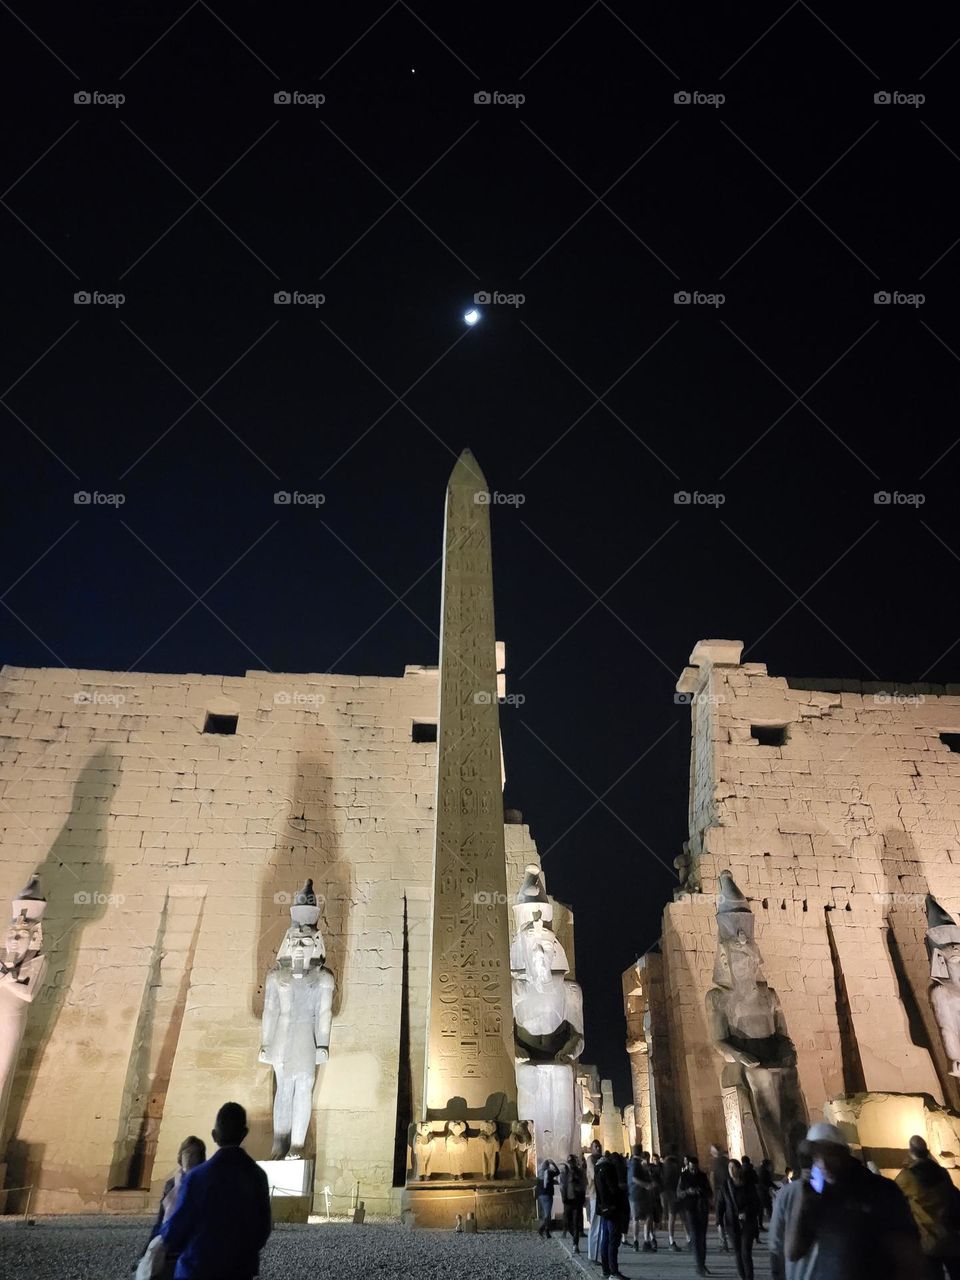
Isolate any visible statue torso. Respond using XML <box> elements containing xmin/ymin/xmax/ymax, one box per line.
<box><xmin>264</xmin><ymin>966</ymin><xmax>326</xmax><ymax>1072</ymax></box>
<box><xmin>715</xmin><ymin>983</ymin><xmax>783</xmax><ymax>1060</ymax></box>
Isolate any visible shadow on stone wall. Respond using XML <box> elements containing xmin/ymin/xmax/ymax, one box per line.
<box><xmin>880</xmin><ymin>827</ymin><xmax>959</xmax><ymax>1109</ymax></box>
<box><xmin>109</xmin><ymin>891</ymin><xmax>206</xmax><ymax>1190</ymax></box>
<box><xmin>4</xmin><ymin>748</ymin><xmax>120</xmax><ymax>1205</ymax></box>
<box><xmin>252</xmin><ymin>747</ymin><xmax>351</xmax><ymax>1159</ymax></box>
<box><xmin>825</xmin><ymin>907</ymin><xmax>867</xmax><ymax>1095</ymax></box>
<box><xmin>664</xmin><ymin>910</ymin><xmax>723</xmax><ymax>1157</ymax></box>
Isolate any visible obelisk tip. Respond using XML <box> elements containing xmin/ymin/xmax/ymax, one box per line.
<box><xmin>448</xmin><ymin>448</ymin><xmax>487</xmax><ymax>490</ymax></box>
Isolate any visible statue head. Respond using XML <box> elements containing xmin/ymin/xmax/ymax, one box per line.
<box><xmin>277</xmin><ymin>880</ymin><xmax>325</xmax><ymax>974</ymax></box>
<box><xmin>927</xmin><ymin>894</ymin><xmax>960</xmax><ymax>984</ymax></box>
<box><xmin>528</xmin><ymin>941</ymin><xmax>554</xmax><ymax>992</ymax></box>
<box><xmin>3</xmin><ymin>873</ymin><xmax>45</xmax><ymax>970</ymax></box>
<box><xmin>290</xmin><ymin>879</ymin><xmax>321</xmax><ymax>927</ymax></box>
<box><xmin>512</xmin><ymin>865</ymin><xmax>570</xmax><ymax>979</ymax></box>
<box><xmin>2</xmin><ymin>915</ymin><xmax>37</xmax><ymax>969</ymax></box>
<box><xmin>713</xmin><ymin>871</ymin><xmax>763</xmax><ymax>988</ymax></box>
<box><xmin>512</xmin><ymin>863</ymin><xmax>554</xmax><ymax>928</ymax></box>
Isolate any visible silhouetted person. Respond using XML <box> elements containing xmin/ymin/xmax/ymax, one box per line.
<box><xmin>721</xmin><ymin>1158</ymin><xmax>761</xmax><ymax>1280</ymax></box>
<box><xmin>758</xmin><ymin>1158</ymin><xmax>775</xmax><ymax>1226</ymax></box>
<box><xmin>895</xmin><ymin>1134</ymin><xmax>960</xmax><ymax>1279</ymax></box>
<box><xmin>560</xmin><ymin>1153</ymin><xmax>586</xmax><ymax>1251</ymax></box>
<box><xmin>626</xmin><ymin>1144</ymin><xmax>651</xmax><ymax>1250</ymax></box>
<box><xmin>143</xmin><ymin>1136</ymin><xmax>206</xmax><ymax>1280</ymax></box>
<box><xmin>710</xmin><ymin>1142</ymin><xmax>730</xmax><ymax>1251</ymax></box>
<box><xmin>678</xmin><ymin>1153</ymin><xmax>713</xmax><ymax>1276</ymax></box>
<box><xmin>161</xmin><ymin>1102</ymin><xmax>271</xmax><ymax>1280</ymax></box>
<box><xmin>661</xmin><ymin>1151</ymin><xmax>685</xmax><ymax>1251</ymax></box>
<box><xmin>536</xmin><ymin>1158</ymin><xmax>560</xmax><ymax>1237</ymax></box>
<box><xmin>595</xmin><ymin>1150</ymin><xmax>629</xmax><ymax>1278</ymax></box>
<box><xmin>786</xmin><ymin>1121</ymin><xmax>921</xmax><ymax>1280</ymax></box>
<box><xmin>768</xmin><ymin>1150</ymin><xmax>817</xmax><ymax>1280</ymax></box>
<box><xmin>586</xmin><ymin>1138</ymin><xmax>603</xmax><ymax>1262</ymax></box>
<box><xmin>645</xmin><ymin>1151</ymin><xmax>663</xmax><ymax>1249</ymax></box>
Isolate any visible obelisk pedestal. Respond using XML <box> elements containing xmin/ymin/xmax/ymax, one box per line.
<box><xmin>401</xmin><ymin>450</ymin><xmax>535</xmax><ymax>1228</ymax></box>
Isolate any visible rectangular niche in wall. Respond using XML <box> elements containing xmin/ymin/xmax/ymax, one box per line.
<box><xmin>203</xmin><ymin>712</ymin><xmax>238</xmax><ymax>735</ymax></box>
<box><xmin>752</xmin><ymin>724</ymin><xmax>787</xmax><ymax>747</ymax></box>
<box><xmin>411</xmin><ymin>721</ymin><xmax>438</xmax><ymax>743</ymax></box>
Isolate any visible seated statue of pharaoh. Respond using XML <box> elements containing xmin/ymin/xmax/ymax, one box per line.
<box><xmin>511</xmin><ymin>864</ymin><xmax>584</xmax><ymax>1065</ymax></box>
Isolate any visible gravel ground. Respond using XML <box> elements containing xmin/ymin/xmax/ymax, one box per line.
<box><xmin>0</xmin><ymin>1217</ymin><xmax>580</xmax><ymax>1280</ymax></box>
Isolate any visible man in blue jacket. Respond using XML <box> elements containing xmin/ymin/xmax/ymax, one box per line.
<box><xmin>161</xmin><ymin>1102</ymin><xmax>272</xmax><ymax>1280</ymax></box>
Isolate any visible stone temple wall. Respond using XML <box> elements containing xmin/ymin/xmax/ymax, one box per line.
<box><xmin>657</xmin><ymin>640</ymin><xmax>960</xmax><ymax>1158</ymax></box>
<box><xmin>0</xmin><ymin>661</ymin><xmax>446</xmax><ymax>1216</ymax></box>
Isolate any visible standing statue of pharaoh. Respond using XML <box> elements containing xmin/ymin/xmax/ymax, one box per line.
<box><xmin>705</xmin><ymin>871</ymin><xmax>805</xmax><ymax>1171</ymax></box>
<box><xmin>511</xmin><ymin>864</ymin><xmax>584</xmax><ymax>1168</ymax></box>
<box><xmin>476</xmin><ymin>1120</ymin><xmax>498</xmax><ymax>1180</ymax></box>
<box><xmin>259</xmin><ymin>880</ymin><xmax>335</xmax><ymax>1159</ymax></box>
<box><xmin>0</xmin><ymin>874</ymin><xmax>46</xmax><ymax>1141</ymax></box>
<box><xmin>502</xmin><ymin>1119</ymin><xmax>534</xmax><ymax>1179</ymax></box>
<box><xmin>445</xmin><ymin>1119</ymin><xmax>468</xmax><ymax>1180</ymax></box>
<box><xmin>413</xmin><ymin>1122</ymin><xmax>438</xmax><ymax>1180</ymax></box>
<box><xmin>926</xmin><ymin>894</ymin><xmax>960</xmax><ymax>1076</ymax></box>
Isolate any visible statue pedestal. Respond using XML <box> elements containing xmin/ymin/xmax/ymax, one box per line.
<box><xmin>401</xmin><ymin>1178</ymin><xmax>536</xmax><ymax>1229</ymax></box>
<box><xmin>257</xmin><ymin>1158</ymin><xmax>313</xmax><ymax>1223</ymax></box>
<box><xmin>825</xmin><ymin>1091</ymin><xmax>960</xmax><ymax>1181</ymax></box>
<box><xmin>721</xmin><ymin>1084</ymin><xmax>764</xmax><ymax>1163</ymax></box>
<box><xmin>517</xmin><ymin>1061</ymin><xmax>578</xmax><ymax>1167</ymax></box>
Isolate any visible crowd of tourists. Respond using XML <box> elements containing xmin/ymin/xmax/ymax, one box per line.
<box><xmin>536</xmin><ymin>1122</ymin><xmax>960</xmax><ymax>1280</ymax></box>
<box><xmin>133</xmin><ymin>1099</ymin><xmax>960</xmax><ymax>1280</ymax></box>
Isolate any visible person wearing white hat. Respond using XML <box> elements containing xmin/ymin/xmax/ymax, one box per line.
<box><xmin>786</xmin><ymin>1120</ymin><xmax>922</xmax><ymax>1279</ymax></box>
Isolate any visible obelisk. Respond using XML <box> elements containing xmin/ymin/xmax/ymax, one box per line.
<box><xmin>424</xmin><ymin>449</ymin><xmax>517</xmax><ymax>1120</ymax></box>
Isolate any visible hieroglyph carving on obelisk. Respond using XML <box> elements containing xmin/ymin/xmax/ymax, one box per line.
<box><xmin>424</xmin><ymin>449</ymin><xmax>517</xmax><ymax>1120</ymax></box>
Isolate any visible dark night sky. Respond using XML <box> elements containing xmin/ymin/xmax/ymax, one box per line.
<box><xmin>3</xmin><ymin>3</ymin><xmax>960</xmax><ymax>1102</ymax></box>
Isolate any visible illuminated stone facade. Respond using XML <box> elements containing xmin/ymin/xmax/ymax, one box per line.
<box><xmin>629</xmin><ymin>639</ymin><xmax>960</xmax><ymax>1167</ymax></box>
